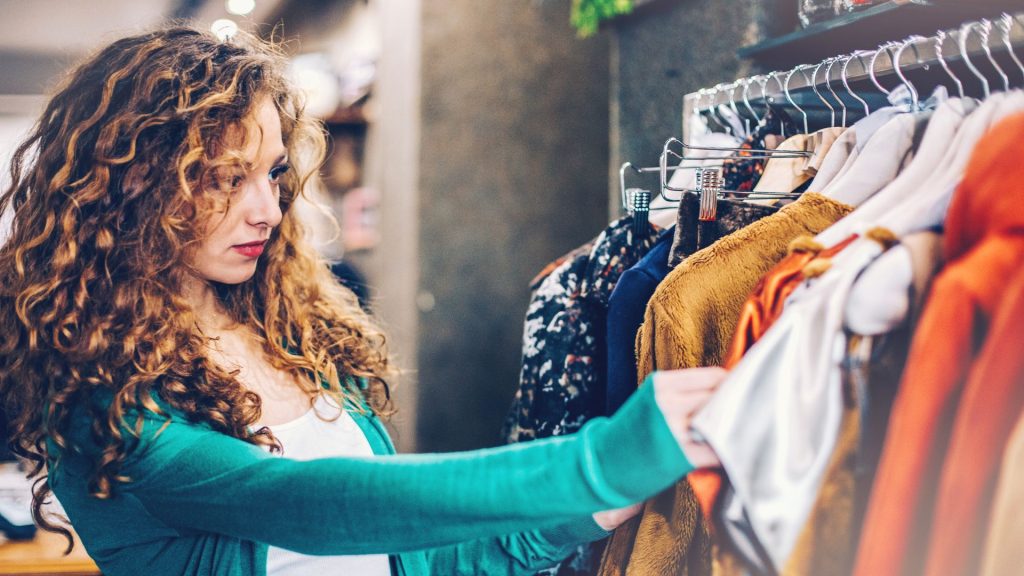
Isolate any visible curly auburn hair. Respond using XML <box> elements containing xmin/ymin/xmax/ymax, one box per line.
<box><xmin>0</xmin><ymin>25</ymin><xmax>393</xmax><ymax>548</ymax></box>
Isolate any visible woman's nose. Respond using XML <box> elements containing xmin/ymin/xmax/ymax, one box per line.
<box><xmin>245</xmin><ymin>179</ymin><xmax>283</xmax><ymax>229</ymax></box>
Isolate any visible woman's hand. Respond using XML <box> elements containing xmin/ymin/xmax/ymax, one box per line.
<box><xmin>592</xmin><ymin>502</ymin><xmax>643</xmax><ymax>531</ymax></box>
<box><xmin>651</xmin><ymin>367</ymin><xmax>727</xmax><ymax>469</ymax></box>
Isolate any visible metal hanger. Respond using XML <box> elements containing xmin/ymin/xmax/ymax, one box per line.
<box><xmin>934</xmin><ymin>30</ymin><xmax>965</xmax><ymax>98</ymax></box>
<box><xmin>979</xmin><ymin>19</ymin><xmax>1010</xmax><ymax>92</ymax></box>
<box><xmin>697</xmin><ymin>88</ymin><xmax>729</xmax><ymax>134</ymax></box>
<box><xmin>842</xmin><ymin>51</ymin><xmax>872</xmax><ymax>116</ymax></box>
<box><xmin>999</xmin><ymin>13</ymin><xmax>1024</xmax><ymax>85</ymax></box>
<box><xmin>894</xmin><ymin>35</ymin><xmax>927</xmax><ymax>110</ymax></box>
<box><xmin>823</xmin><ymin>57</ymin><xmax>848</xmax><ymax>126</ymax></box>
<box><xmin>809</xmin><ymin>59</ymin><xmax>836</xmax><ymax>127</ymax></box>
<box><xmin>724</xmin><ymin>81</ymin><xmax>749</xmax><ymax>136</ymax></box>
<box><xmin>959</xmin><ymin>22</ymin><xmax>991</xmax><ymax>98</ymax></box>
<box><xmin>764</xmin><ymin>71</ymin><xmax>788</xmax><ymax>137</ymax></box>
<box><xmin>740</xmin><ymin>76</ymin><xmax>763</xmax><ymax>127</ymax></box>
<box><xmin>868</xmin><ymin>42</ymin><xmax>899</xmax><ymax>97</ymax></box>
<box><xmin>784</xmin><ymin>66</ymin><xmax>812</xmax><ymax>135</ymax></box>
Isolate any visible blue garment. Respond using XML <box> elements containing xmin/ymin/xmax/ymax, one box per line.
<box><xmin>605</xmin><ymin>228</ymin><xmax>675</xmax><ymax>414</ymax></box>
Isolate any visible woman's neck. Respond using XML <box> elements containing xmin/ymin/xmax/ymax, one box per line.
<box><xmin>182</xmin><ymin>274</ymin><xmax>236</xmax><ymax>333</ymax></box>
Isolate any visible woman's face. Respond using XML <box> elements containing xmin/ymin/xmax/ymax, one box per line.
<box><xmin>191</xmin><ymin>97</ymin><xmax>289</xmax><ymax>285</ymax></box>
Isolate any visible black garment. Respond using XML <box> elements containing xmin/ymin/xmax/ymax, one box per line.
<box><xmin>503</xmin><ymin>215</ymin><xmax>659</xmax><ymax>443</ymax></box>
<box><xmin>668</xmin><ymin>192</ymin><xmax>780</xmax><ymax>267</ymax></box>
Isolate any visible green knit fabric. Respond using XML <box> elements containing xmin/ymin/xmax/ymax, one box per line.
<box><xmin>48</xmin><ymin>374</ymin><xmax>689</xmax><ymax>575</ymax></box>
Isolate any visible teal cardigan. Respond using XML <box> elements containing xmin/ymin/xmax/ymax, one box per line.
<box><xmin>48</xmin><ymin>375</ymin><xmax>691</xmax><ymax>575</ymax></box>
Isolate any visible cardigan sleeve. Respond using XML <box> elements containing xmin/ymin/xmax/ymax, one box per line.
<box><xmin>109</xmin><ymin>377</ymin><xmax>689</xmax><ymax>556</ymax></box>
<box><xmin>413</xmin><ymin>517</ymin><xmax>609</xmax><ymax>575</ymax></box>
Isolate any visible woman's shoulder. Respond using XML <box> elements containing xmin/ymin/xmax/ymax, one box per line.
<box><xmin>50</xmin><ymin>388</ymin><xmax>207</xmax><ymax>464</ymax></box>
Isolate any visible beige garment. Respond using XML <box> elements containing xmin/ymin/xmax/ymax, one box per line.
<box><xmin>749</xmin><ymin>127</ymin><xmax>845</xmax><ymax>206</ymax></box>
<box><xmin>805</xmin><ymin>127</ymin><xmax>846</xmax><ymax>176</ymax></box>
<box><xmin>808</xmin><ymin>127</ymin><xmax>858</xmax><ymax>191</ymax></box>
<box><xmin>980</xmin><ymin>412</ymin><xmax>1024</xmax><ymax>576</ymax></box>
<box><xmin>598</xmin><ymin>193</ymin><xmax>854</xmax><ymax>576</ymax></box>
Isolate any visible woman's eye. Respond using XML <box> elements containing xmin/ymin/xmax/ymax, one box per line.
<box><xmin>269</xmin><ymin>164</ymin><xmax>290</xmax><ymax>184</ymax></box>
<box><xmin>230</xmin><ymin>175</ymin><xmax>245</xmax><ymax>188</ymax></box>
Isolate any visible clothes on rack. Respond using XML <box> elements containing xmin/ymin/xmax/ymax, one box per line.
<box><xmin>606</xmin><ymin>229</ymin><xmax>675</xmax><ymax>414</ymax></box>
<box><xmin>668</xmin><ymin>193</ymin><xmax>779</xmax><ymax>268</ymax></box>
<box><xmin>721</xmin><ymin>109</ymin><xmax>793</xmax><ymax>194</ymax></box>
<box><xmin>509</xmin><ymin>19</ymin><xmax>1024</xmax><ymax>576</ymax></box>
<box><xmin>503</xmin><ymin>215</ymin><xmax>660</xmax><ymax>576</ymax></box>
<box><xmin>854</xmin><ymin>110</ymin><xmax>1024</xmax><ymax>576</ymax></box>
<box><xmin>684</xmin><ymin>89</ymin><xmax>1000</xmax><ymax>574</ymax></box>
<box><xmin>599</xmin><ymin>192</ymin><xmax>853</xmax><ymax>576</ymax></box>
<box><xmin>503</xmin><ymin>215</ymin><xmax>659</xmax><ymax>444</ymax></box>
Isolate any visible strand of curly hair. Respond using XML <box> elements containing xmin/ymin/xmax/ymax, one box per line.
<box><xmin>0</xmin><ymin>25</ymin><xmax>393</xmax><ymax>552</ymax></box>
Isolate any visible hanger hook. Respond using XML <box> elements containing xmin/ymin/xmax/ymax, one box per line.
<box><xmin>959</xmin><ymin>22</ymin><xmax>991</xmax><ymax>98</ymax></box>
<box><xmin>810</xmin><ymin>59</ymin><xmax>836</xmax><ymax>127</ymax></box>
<box><xmin>894</xmin><ymin>35</ymin><xmax>926</xmax><ymax>110</ymax></box>
<box><xmin>702</xmin><ymin>85</ymin><xmax>727</xmax><ymax>134</ymax></box>
<box><xmin>999</xmin><ymin>13</ymin><xmax>1024</xmax><ymax>85</ymax></box>
<box><xmin>868</xmin><ymin>41</ymin><xmax>899</xmax><ymax>96</ymax></box>
<box><xmin>784</xmin><ymin>66</ymin><xmax>810</xmax><ymax>134</ymax></box>
<box><xmin>725</xmin><ymin>81</ymin><xmax>747</xmax><ymax>134</ymax></box>
<box><xmin>934</xmin><ymin>30</ymin><xmax>965</xmax><ymax>98</ymax></box>
<box><xmin>756</xmin><ymin>74</ymin><xmax>771</xmax><ymax>126</ymax></box>
<box><xmin>728</xmin><ymin>81</ymin><xmax>743</xmax><ymax>117</ymax></box>
<box><xmin>823</xmin><ymin>57</ymin><xmax>847</xmax><ymax>126</ymax></box>
<box><xmin>766</xmin><ymin>71</ymin><xmax>787</xmax><ymax>137</ymax></box>
<box><xmin>708</xmin><ymin>82</ymin><xmax>733</xmax><ymax>135</ymax></box>
<box><xmin>843</xmin><ymin>51</ymin><xmax>871</xmax><ymax>116</ymax></box>
<box><xmin>741</xmin><ymin>77</ymin><xmax>763</xmax><ymax>126</ymax></box>
<box><xmin>980</xmin><ymin>19</ymin><xmax>1010</xmax><ymax>91</ymax></box>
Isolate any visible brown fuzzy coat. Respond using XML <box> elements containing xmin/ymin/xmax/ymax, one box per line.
<box><xmin>598</xmin><ymin>193</ymin><xmax>854</xmax><ymax>576</ymax></box>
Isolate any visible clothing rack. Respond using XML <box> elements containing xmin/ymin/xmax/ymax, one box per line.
<box><xmin>681</xmin><ymin>12</ymin><xmax>1024</xmax><ymax>143</ymax></box>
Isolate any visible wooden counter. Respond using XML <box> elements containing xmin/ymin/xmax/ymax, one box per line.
<box><xmin>0</xmin><ymin>528</ymin><xmax>100</xmax><ymax>575</ymax></box>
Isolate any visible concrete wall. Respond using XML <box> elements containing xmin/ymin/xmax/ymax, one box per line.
<box><xmin>416</xmin><ymin>0</ymin><xmax>611</xmax><ymax>452</ymax></box>
<box><xmin>609</xmin><ymin>0</ymin><xmax>796</xmax><ymax>211</ymax></box>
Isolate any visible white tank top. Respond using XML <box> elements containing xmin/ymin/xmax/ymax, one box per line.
<box><xmin>260</xmin><ymin>394</ymin><xmax>391</xmax><ymax>576</ymax></box>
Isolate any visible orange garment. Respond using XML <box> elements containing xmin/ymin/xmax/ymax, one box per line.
<box><xmin>854</xmin><ymin>112</ymin><xmax>1024</xmax><ymax>576</ymax></box>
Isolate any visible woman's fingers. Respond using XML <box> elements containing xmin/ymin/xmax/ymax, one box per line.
<box><xmin>652</xmin><ymin>367</ymin><xmax>727</xmax><ymax>469</ymax></box>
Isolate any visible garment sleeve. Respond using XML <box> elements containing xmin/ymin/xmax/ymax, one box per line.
<box><xmin>118</xmin><ymin>378</ymin><xmax>689</xmax><ymax>556</ymax></box>
<box><xmin>417</xmin><ymin>517</ymin><xmax>609</xmax><ymax>575</ymax></box>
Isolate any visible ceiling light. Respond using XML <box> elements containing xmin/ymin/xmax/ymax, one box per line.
<box><xmin>226</xmin><ymin>0</ymin><xmax>256</xmax><ymax>16</ymax></box>
<box><xmin>211</xmin><ymin>19</ymin><xmax>239</xmax><ymax>41</ymax></box>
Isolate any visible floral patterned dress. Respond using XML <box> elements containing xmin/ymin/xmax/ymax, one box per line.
<box><xmin>502</xmin><ymin>215</ymin><xmax>660</xmax><ymax>576</ymax></box>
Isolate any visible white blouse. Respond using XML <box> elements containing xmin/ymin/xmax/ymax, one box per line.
<box><xmin>259</xmin><ymin>394</ymin><xmax>391</xmax><ymax>576</ymax></box>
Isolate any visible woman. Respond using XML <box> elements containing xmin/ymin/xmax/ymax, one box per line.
<box><xmin>0</xmin><ymin>26</ymin><xmax>724</xmax><ymax>575</ymax></box>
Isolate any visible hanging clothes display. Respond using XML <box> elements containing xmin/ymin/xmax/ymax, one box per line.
<box><xmin>605</xmin><ymin>228</ymin><xmax>675</xmax><ymax>414</ymax></box>
<box><xmin>506</xmin><ymin>12</ymin><xmax>1024</xmax><ymax>576</ymax></box>
<box><xmin>599</xmin><ymin>192</ymin><xmax>853</xmax><ymax>576</ymax></box>
<box><xmin>503</xmin><ymin>214</ymin><xmax>659</xmax><ymax>576</ymax></box>
<box><xmin>853</xmin><ymin>110</ymin><xmax>1024</xmax><ymax>576</ymax></box>
<box><xmin>504</xmin><ymin>215</ymin><xmax>659</xmax><ymax>443</ymax></box>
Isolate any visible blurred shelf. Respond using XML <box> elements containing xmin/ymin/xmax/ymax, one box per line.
<box><xmin>739</xmin><ymin>0</ymin><xmax>1024</xmax><ymax>67</ymax></box>
<box><xmin>325</xmin><ymin>106</ymin><xmax>369</xmax><ymax>126</ymax></box>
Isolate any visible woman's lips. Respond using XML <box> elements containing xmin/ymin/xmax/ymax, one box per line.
<box><xmin>232</xmin><ymin>241</ymin><xmax>266</xmax><ymax>258</ymax></box>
